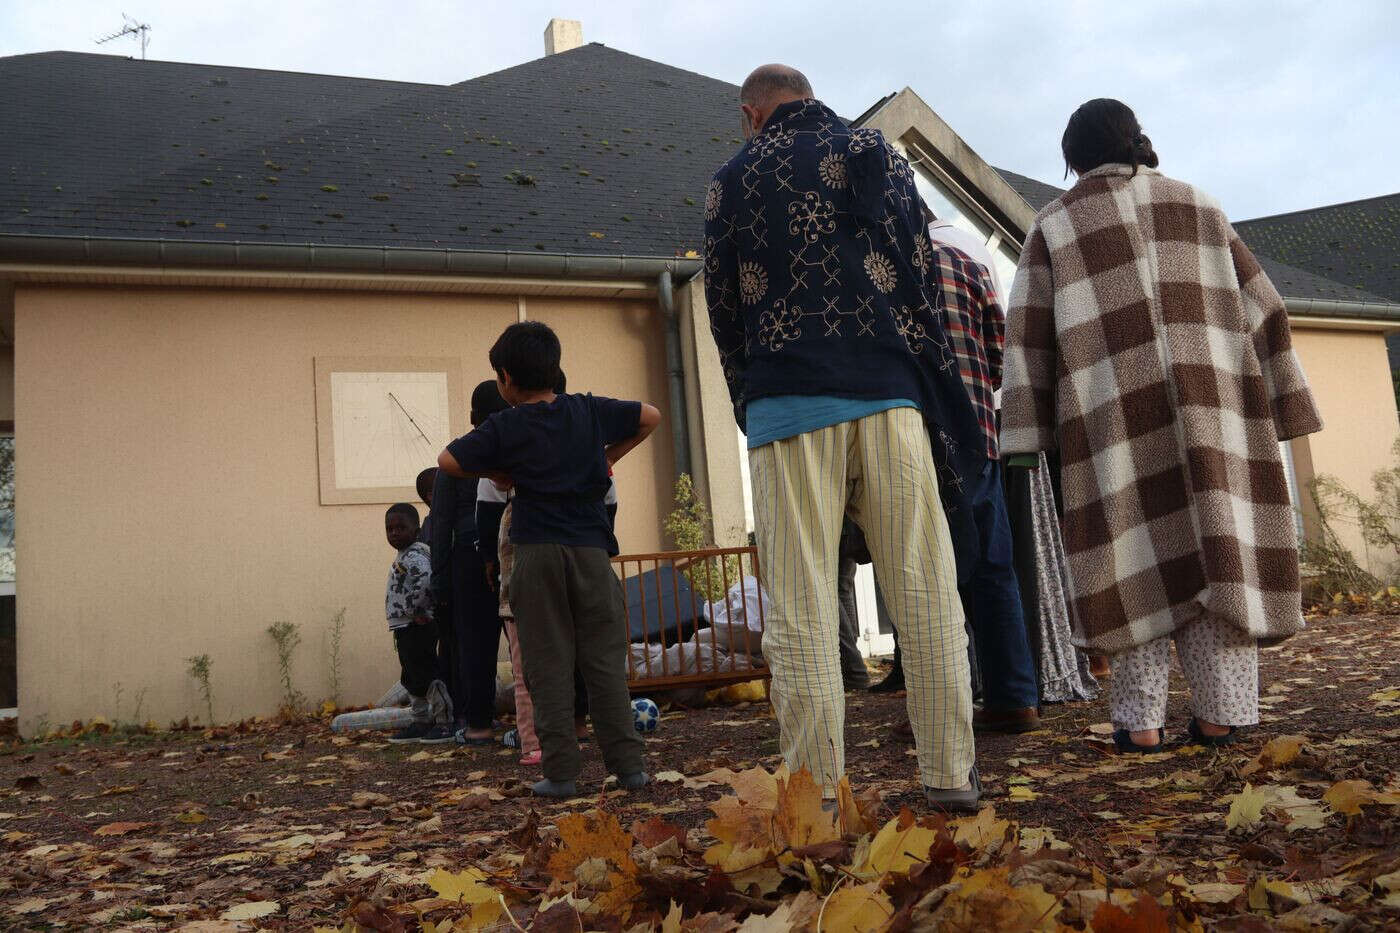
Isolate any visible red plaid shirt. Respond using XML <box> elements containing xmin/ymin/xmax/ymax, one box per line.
<box><xmin>928</xmin><ymin>244</ymin><xmax>1004</xmax><ymax>460</ymax></box>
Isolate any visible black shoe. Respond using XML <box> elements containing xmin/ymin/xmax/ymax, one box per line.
<box><xmin>1112</xmin><ymin>728</ymin><xmax>1164</xmax><ymax>754</ymax></box>
<box><xmin>389</xmin><ymin>722</ymin><xmax>432</xmax><ymax>744</ymax></box>
<box><xmin>1187</xmin><ymin>718</ymin><xmax>1240</xmax><ymax>747</ymax></box>
<box><xmin>869</xmin><ymin>672</ymin><xmax>905</xmax><ymax>693</ymax></box>
<box><xmin>418</xmin><ymin>724</ymin><xmax>456</xmax><ymax>744</ymax></box>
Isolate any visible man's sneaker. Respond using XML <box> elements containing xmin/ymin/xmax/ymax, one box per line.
<box><xmin>418</xmin><ymin>724</ymin><xmax>456</xmax><ymax>744</ymax></box>
<box><xmin>925</xmin><ymin>766</ymin><xmax>982</xmax><ymax>813</ymax></box>
<box><xmin>388</xmin><ymin>722</ymin><xmax>432</xmax><ymax>744</ymax></box>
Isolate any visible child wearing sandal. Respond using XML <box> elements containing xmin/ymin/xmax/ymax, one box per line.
<box><xmin>439</xmin><ymin>321</ymin><xmax>660</xmax><ymax>797</ymax></box>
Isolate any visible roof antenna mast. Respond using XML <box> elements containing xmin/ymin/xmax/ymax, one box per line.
<box><xmin>97</xmin><ymin>13</ymin><xmax>152</xmax><ymax>60</ymax></box>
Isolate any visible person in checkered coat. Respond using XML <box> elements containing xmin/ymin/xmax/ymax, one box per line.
<box><xmin>1000</xmin><ymin>99</ymin><xmax>1322</xmax><ymax>753</ymax></box>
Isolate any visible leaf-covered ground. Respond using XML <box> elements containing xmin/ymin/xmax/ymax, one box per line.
<box><xmin>1</xmin><ymin>611</ymin><xmax>1398</xmax><ymax>931</ymax></box>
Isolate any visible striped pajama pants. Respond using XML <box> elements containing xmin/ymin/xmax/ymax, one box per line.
<box><xmin>749</xmin><ymin>406</ymin><xmax>975</xmax><ymax>790</ymax></box>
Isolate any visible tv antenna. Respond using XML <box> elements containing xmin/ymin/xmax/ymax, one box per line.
<box><xmin>97</xmin><ymin>14</ymin><xmax>152</xmax><ymax>60</ymax></box>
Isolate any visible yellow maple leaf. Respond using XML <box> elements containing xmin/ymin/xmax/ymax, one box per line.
<box><xmin>1090</xmin><ymin>892</ymin><xmax>1170</xmax><ymax>932</ymax></box>
<box><xmin>1323</xmin><ymin>779</ymin><xmax>1400</xmax><ymax>816</ymax></box>
<box><xmin>1248</xmin><ymin>877</ymin><xmax>1298</xmax><ymax>911</ymax></box>
<box><xmin>775</xmin><ymin>768</ymin><xmax>838</xmax><ymax>850</ymax></box>
<box><xmin>728</xmin><ymin>765</ymin><xmax>781</xmax><ymax>809</ymax></box>
<box><xmin>822</xmin><ymin>881</ymin><xmax>894</xmax><ymax>932</ymax></box>
<box><xmin>546</xmin><ymin>810</ymin><xmax>640</xmax><ymax>919</ymax></box>
<box><xmin>220</xmin><ymin>901</ymin><xmax>280</xmax><ymax>921</ymax></box>
<box><xmin>951</xmin><ymin>805</ymin><xmax>1012</xmax><ymax>851</ymax></box>
<box><xmin>661</xmin><ymin>900</ymin><xmax>683</xmax><ymax>933</ymax></box>
<box><xmin>427</xmin><ymin>867</ymin><xmax>497</xmax><ymax>906</ymax></box>
<box><xmin>858</xmin><ymin>809</ymin><xmax>938</xmax><ymax>877</ymax></box>
<box><xmin>1225</xmin><ymin>783</ymin><xmax>1270</xmax><ymax>831</ymax></box>
<box><xmin>925</xmin><ymin>866</ymin><xmax>1059</xmax><ymax>931</ymax></box>
<box><xmin>1241</xmin><ymin>735</ymin><xmax>1308</xmax><ymax>776</ymax></box>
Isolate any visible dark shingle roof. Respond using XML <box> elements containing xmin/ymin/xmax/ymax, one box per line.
<box><xmin>1235</xmin><ymin>193</ymin><xmax>1400</xmax><ymax>303</ymax></box>
<box><xmin>1235</xmin><ymin>193</ymin><xmax>1400</xmax><ymax>372</ymax></box>
<box><xmin>993</xmin><ymin>167</ymin><xmax>1064</xmax><ymax>213</ymax></box>
<box><xmin>989</xmin><ymin>167</ymin><xmax>1396</xmax><ymax>318</ymax></box>
<box><xmin>1253</xmin><ymin>256</ymin><xmax>1393</xmax><ymax>305</ymax></box>
<box><xmin>0</xmin><ymin>46</ymin><xmax>742</xmax><ymax>256</ymax></box>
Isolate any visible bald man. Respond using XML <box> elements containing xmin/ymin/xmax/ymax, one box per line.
<box><xmin>704</xmin><ymin>65</ymin><xmax>983</xmax><ymax>810</ymax></box>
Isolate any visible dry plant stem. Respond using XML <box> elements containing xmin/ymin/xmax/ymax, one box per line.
<box><xmin>326</xmin><ymin>607</ymin><xmax>347</xmax><ymax>707</ymax></box>
<box><xmin>185</xmin><ymin>654</ymin><xmax>215</xmax><ymax>725</ymax></box>
<box><xmin>816</xmin><ymin>873</ymin><xmax>849</xmax><ymax>931</ymax></box>
<box><xmin>267</xmin><ymin>621</ymin><xmax>304</xmax><ymax>713</ymax></box>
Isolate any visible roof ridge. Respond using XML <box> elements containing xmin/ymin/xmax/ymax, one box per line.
<box><xmin>0</xmin><ymin>49</ymin><xmax>446</xmax><ymax>89</ymax></box>
<box><xmin>1237</xmin><ymin>190</ymin><xmax>1400</xmax><ymax>225</ymax></box>
<box><xmin>456</xmin><ymin>42</ymin><xmax>740</xmax><ymax>93</ymax></box>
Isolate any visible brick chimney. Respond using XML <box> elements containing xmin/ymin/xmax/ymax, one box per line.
<box><xmin>544</xmin><ymin>18</ymin><xmax>583</xmax><ymax>55</ymax></box>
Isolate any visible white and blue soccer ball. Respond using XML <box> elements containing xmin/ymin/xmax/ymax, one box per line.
<box><xmin>631</xmin><ymin>697</ymin><xmax>660</xmax><ymax>734</ymax></box>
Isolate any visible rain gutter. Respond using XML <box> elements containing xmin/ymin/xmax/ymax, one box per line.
<box><xmin>0</xmin><ymin>234</ymin><xmax>703</xmax><ymax>280</ymax></box>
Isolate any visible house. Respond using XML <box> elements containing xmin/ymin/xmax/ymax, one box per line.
<box><xmin>1</xmin><ymin>20</ymin><xmax>1396</xmax><ymax>729</ymax></box>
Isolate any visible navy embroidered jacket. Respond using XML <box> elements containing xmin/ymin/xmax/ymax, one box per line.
<box><xmin>702</xmin><ymin>99</ymin><xmax>985</xmax><ymax>486</ymax></box>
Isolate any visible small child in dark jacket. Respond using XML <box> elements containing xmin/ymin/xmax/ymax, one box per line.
<box><xmin>439</xmin><ymin>321</ymin><xmax>660</xmax><ymax>796</ymax></box>
<box><xmin>384</xmin><ymin>503</ymin><xmax>453</xmax><ymax>744</ymax></box>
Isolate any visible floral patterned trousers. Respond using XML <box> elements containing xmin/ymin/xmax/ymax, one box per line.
<box><xmin>1109</xmin><ymin>617</ymin><xmax>1259</xmax><ymax>733</ymax></box>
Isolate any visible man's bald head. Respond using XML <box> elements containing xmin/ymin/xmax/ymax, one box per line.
<box><xmin>738</xmin><ymin>64</ymin><xmax>814</xmax><ymax>140</ymax></box>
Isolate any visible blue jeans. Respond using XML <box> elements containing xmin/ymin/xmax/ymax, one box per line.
<box><xmin>962</xmin><ymin>460</ymin><xmax>1039</xmax><ymax>710</ymax></box>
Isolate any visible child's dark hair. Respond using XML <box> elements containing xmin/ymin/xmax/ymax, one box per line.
<box><xmin>489</xmin><ymin>321</ymin><xmax>561</xmax><ymax>391</ymax></box>
<box><xmin>385</xmin><ymin>502</ymin><xmax>420</xmax><ymax>528</ymax></box>
<box><xmin>555</xmin><ymin>368</ymin><xmax>567</xmax><ymax>394</ymax></box>
<box><xmin>415</xmin><ymin>467</ymin><xmax>437</xmax><ymax>506</ymax></box>
<box><xmin>1061</xmin><ymin>98</ymin><xmax>1159</xmax><ymax>178</ymax></box>
<box><xmin>470</xmin><ymin>379</ymin><xmax>508</xmax><ymax>423</ymax></box>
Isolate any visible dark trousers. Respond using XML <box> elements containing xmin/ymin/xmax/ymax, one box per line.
<box><xmin>511</xmin><ymin>543</ymin><xmax>644</xmax><ymax>782</ymax></box>
<box><xmin>394</xmin><ymin>623</ymin><xmax>439</xmax><ymax>699</ymax></box>
<box><xmin>836</xmin><ymin>558</ymin><xmax>871</xmax><ymax>688</ymax></box>
<box><xmin>442</xmin><ymin>546</ymin><xmax>503</xmax><ymax>730</ymax></box>
<box><xmin>1002</xmin><ymin>462</ymin><xmax>1044</xmax><ymax>675</ymax></box>
<box><xmin>963</xmin><ymin>460</ymin><xmax>1038</xmax><ymax>711</ymax></box>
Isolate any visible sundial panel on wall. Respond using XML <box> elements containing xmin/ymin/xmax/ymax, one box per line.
<box><xmin>315</xmin><ymin>357</ymin><xmax>464</xmax><ymax>505</ymax></box>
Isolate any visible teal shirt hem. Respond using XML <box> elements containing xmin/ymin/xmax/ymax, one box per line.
<box><xmin>745</xmin><ymin>396</ymin><xmax>918</xmax><ymax>449</ymax></box>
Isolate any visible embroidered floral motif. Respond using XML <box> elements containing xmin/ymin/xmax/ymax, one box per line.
<box><xmin>787</xmin><ymin>191</ymin><xmax>837</xmax><ymax>243</ymax></box>
<box><xmin>892</xmin><ymin>304</ymin><xmax>929</xmax><ymax>352</ymax></box>
<box><xmin>704</xmin><ymin>180</ymin><xmax>723</xmax><ymax>221</ymax></box>
<box><xmin>758</xmin><ymin>299</ymin><xmax>803</xmax><ymax>352</ymax></box>
<box><xmin>912</xmin><ymin>233</ymin><xmax>932</xmax><ymax>273</ymax></box>
<box><xmin>817</xmin><ymin>153</ymin><xmax>847</xmax><ymax>189</ymax></box>
<box><xmin>738</xmin><ymin>261</ymin><xmax>768</xmax><ymax>305</ymax></box>
<box><xmin>754</xmin><ymin>129</ymin><xmax>796</xmax><ymax>159</ymax></box>
<box><xmin>848</xmin><ymin>128</ymin><xmax>881</xmax><ymax>154</ymax></box>
<box><xmin>863</xmin><ymin>251</ymin><xmax>897</xmax><ymax>293</ymax></box>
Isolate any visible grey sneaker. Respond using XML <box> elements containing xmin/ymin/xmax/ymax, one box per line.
<box><xmin>418</xmin><ymin>724</ymin><xmax>456</xmax><ymax>744</ymax></box>
<box><xmin>616</xmin><ymin>772</ymin><xmax>650</xmax><ymax>790</ymax></box>
<box><xmin>925</xmin><ymin>765</ymin><xmax>982</xmax><ymax>813</ymax></box>
<box><xmin>388</xmin><ymin>721</ymin><xmax>432</xmax><ymax>744</ymax></box>
<box><xmin>532</xmin><ymin>778</ymin><xmax>579</xmax><ymax>798</ymax></box>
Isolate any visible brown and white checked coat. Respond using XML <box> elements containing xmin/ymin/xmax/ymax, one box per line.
<box><xmin>1000</xmin><ymin>164</ymin><xmax>1322</xmax><ymax>654</ymax></box>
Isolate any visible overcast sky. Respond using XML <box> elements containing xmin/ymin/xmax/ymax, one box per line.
<box><xmin>3</xmin><ymin>1</ymin><xmax>1397</xmax><ymax>221</ymax></box>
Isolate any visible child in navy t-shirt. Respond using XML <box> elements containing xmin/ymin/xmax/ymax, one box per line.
<box><xmin>438</xmin><ymin>321</ymin><xmax>660</xmax><ymax>797</ymax></box>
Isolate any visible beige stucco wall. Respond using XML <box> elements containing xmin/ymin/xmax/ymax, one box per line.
<box><xmin>676</xmin><ymin>275</ymin><xmax>747</xmax><ymax>546</ymax></box>
<box><xmin>1290</xmin><ymin>325</ymin><xmax>1400</xmax><ymax>574</ymax></box>
<box><xmin>14</xmin><ymin>285</ymin><xmax>675</xmax><ymax>731</ymax></box>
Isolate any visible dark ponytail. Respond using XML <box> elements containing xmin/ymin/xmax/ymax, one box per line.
<box><xmin>1061</xmin><ymin>98</ymin><xmax>1159</xmax><ymax>177</ymax></box>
